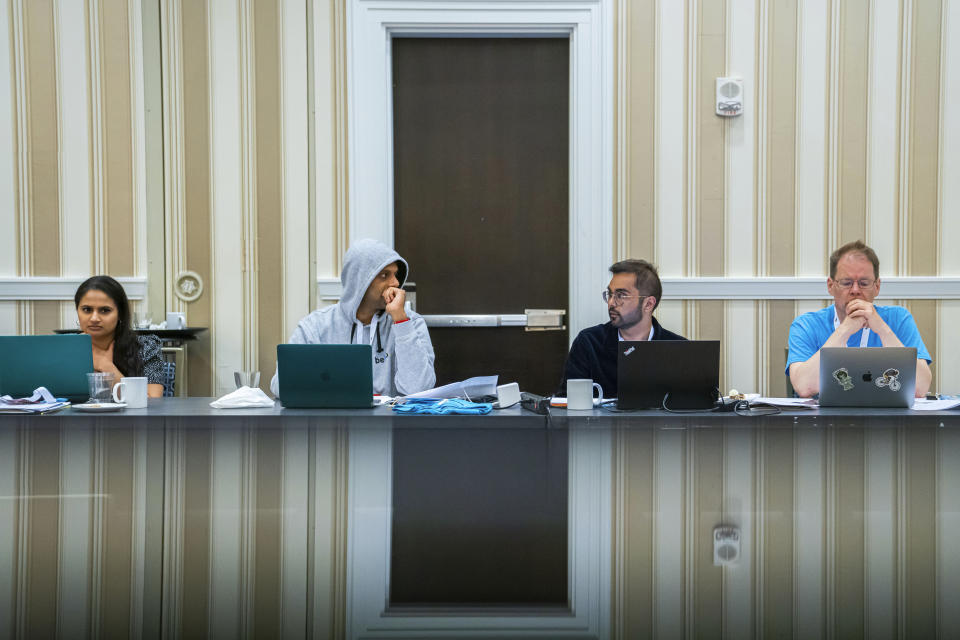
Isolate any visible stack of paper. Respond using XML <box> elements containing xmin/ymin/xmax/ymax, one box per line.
<box><xmin>0</xmin><ymin>386</ymin><xmax>71</xmax><ymax>414</ymax></box>
<box><xmin>405</xmin><ymin>376</ymin><xmax>498</xmax><ymax>400</ymax></box>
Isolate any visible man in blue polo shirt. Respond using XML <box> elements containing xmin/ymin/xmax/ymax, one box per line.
<box><xmin>786</xmin><ymin>240</ymin><xmax>932</xmax><ymax>397</ymax></box>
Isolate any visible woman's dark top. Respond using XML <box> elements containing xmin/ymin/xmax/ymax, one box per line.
<box><xmin>135</xmin><ymin>335</ymin><xmax>166</xmax><ymax>385</ymax></box>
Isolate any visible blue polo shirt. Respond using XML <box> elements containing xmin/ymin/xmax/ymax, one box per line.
<box><xmin>785</xmin><ymin>304</ymin><xmax>931</xmax><ymax>374</ymax></box>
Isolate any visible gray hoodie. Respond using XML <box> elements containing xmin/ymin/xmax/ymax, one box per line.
<box><xmin>270</xmin><ymin>239</ymin><xmax>436</xmax><ymax>397</ymax></box>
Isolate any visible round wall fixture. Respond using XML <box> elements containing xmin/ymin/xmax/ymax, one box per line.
<box><xmin>174</xmin><ymin>270</ymin><xmax>204</xmax><ymax>302</ymax></box>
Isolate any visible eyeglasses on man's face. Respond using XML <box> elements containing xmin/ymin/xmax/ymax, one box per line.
<box><xmin>835</xmin><ymin>278</ymin><xmax>876</xmax><ymax>290</ymax></box>
<box><xmin>602</xmin><ymin>290</ymin><xmax>649</xmax><ymax>305</ymax></box>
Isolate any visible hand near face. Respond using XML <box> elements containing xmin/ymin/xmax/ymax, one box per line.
<box><xmin>845</xmin><ymin>299</ymin><xmax>889</xmax><ymax>334</ymax></box>
<box><xmin>383</xmin><ymin>287</ymin><xmax>408</xmax><ymax>322</ymax></box>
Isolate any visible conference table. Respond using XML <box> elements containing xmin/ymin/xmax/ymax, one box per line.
<box><xmin>2</xmin><ymin>400</ymin><xmax>959</xmax><ymax>639</ymax></box>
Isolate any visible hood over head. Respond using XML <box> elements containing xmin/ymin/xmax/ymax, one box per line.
<box><xmin>338</xmin><ymin>239</ymin><xmax>408</xmax><ymax>322</ymax></box>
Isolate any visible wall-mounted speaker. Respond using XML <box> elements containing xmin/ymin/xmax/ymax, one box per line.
<box><xmin>716</xmin><ymin>77</ymin><xmax>743</xmax><ymax>117</ymax></box>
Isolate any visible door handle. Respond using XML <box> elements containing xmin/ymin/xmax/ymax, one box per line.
<box><xmin>421</xmin><ymin>309</ymin><xmax>565</xmax><ymax>331</ymax></box>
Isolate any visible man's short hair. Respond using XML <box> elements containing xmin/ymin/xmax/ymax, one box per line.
<box><xmin>829</xmin><ymin>240</ymin><xmax>880</xmax><ymax>280</ymax></box>
<box><xmin>609</xmin><ymin>259</ymin><xmax>663</xmax><ymax>310</ymax></box>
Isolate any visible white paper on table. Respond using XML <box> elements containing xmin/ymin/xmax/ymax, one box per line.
<box><xmin>752</xmin><ymin>397</ymin><xmax>819</xmax><ymax>409</ymax></box>
<box><xmin>911</xmin><ymin>398</ymin><xmax>960</xmax><ymax>411</ymax></box>
<box><xmin>405</xmin><ymin>375</ymin><xmax>498</xmax><ymax>400</ymax></box>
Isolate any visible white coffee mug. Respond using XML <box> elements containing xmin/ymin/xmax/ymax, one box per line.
<box><xmin>567</xmin><ymin>378</ymin><xmax>603</xmax><ymax>410</ymax></box>
<box><xmin>113</xmin><ymin>376</ymin><xmax>149</xmax><ymax>408</ymax></box>
<box><xmin>166</xmin><ymin>312</ymin><xmax>186</xmax><ymax>330</ymax></box>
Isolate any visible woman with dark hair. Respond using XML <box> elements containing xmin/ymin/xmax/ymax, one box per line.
<box><xmin>74</xmin><ymin>275</ymin><xmax>165</xmax><ymax>398</ymax></box>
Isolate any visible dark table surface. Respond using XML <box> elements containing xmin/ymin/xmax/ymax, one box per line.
<box><xmin>3</xmin><ymin>397</ymin><xmax>958</xmax><ymax>428</ymax></box>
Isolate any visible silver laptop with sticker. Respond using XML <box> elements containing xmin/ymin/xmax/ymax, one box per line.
<box><xmin>818</xmin><ymin>347</ymin><xmax>916</xmax><ymax>408</ymax></box>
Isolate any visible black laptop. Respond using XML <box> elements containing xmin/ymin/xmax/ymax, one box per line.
<box><xmin>616</xmin><ymin>340</ymin><xmax>720</xmax><ymax>410</ymax></box>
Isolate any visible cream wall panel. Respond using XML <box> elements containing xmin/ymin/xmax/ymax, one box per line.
<box><xmin>724</xmin><ymin>301</ymin><xmax>756</xmax><ymax>393</ymax></box>
<box><xmin>312</xmin><ymin>0</ymin><xmax>346</xmax><ymax>278</ymax></box>
<box><xmin>654</xmin><ymin>301</ymin><xmax>684</xmax><ymax>341</ymax></box>
<box><xmin>55</xmin><ymin>0</ymin><xmax>92</xmax><ymax>280</ymax></box>
<box><xmin>938</xmin><ymin>1</ymin><xmax>960</xmax><ymax>393</ymax></box>
<box><xmin>866</xmin><ymin>0</ymin><xmax>900</xmax><ymax>269</ymax></box>
<box><xmin>725</xmin><ymin>0</ymin><xmax>756</xmax><ymax>278</ymax></box>
<box><xmin>653</xmin><ymin>430</ymin><xmax>685</xmax><ymax>638</ymax></box>
<box><xmin>209</xmin><ymin>0</ymin><xmax>246</xmax><ymax>397</ymax></box>
<box><xmin>129</xmin><ymin>0</ymin><xmax>147</xmax><ymax>277</ymax></box>
<box><xmin>56</xmin><ymin>0</ymin><xmax>92</xmax><ymax>332</ymax></box>
<box><xmin>0</xmin><ymin>0</ymin><xmax>16</xmax><ymax>341</ymax></box>
<box><xmin>0</xmin><ymin>0</ymin><xmax>16</xmax><ymax>281</ymax></box>
<box><xmin>941</xmin><ymin>0</ymin><xmax>960</xmax><ymax>277</ymax></box>
<box><xmin>160</xmin><ymin>0</ymin><xmax>187</xmax><ymax>314</ymax></box>
<box><xmin>281</xmin><ymin>0</ymin><xmax>311</xmax><ymax>338</ymax></box>
<box><xmin>0</xmin><ymin>0</ymin><xmax>17</xmax><ymax>334</ymax></box>
<box><xmin>795</xmin><ymin>0</ymin><xmax>828</xmax><ymax>275</ymax></box>
<box><xmin>655</xmin><ymin>0</ymin><xmax>686</xmax><ymax>277</ymax></box>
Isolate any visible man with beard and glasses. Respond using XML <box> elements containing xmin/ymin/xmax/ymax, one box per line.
<box><xmin>558</xmin><ymin>259</ymin><xmax>686</xmax><ymax>398</ymax></box>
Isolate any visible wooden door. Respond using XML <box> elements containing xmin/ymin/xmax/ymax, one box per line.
<box><xmin>393</xmin><ymin>37</ymin><xmax>569</xmax><ymax>395</ymax></box>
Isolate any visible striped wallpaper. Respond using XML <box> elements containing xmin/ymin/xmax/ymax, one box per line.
<box><xmin>0</xmin><ymin>0</ymin><xmax>958</xmax><ymax>396</ymax></box>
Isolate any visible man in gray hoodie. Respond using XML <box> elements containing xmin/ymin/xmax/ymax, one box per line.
<box><xmin>270</xmin><ymin>239</ymin><xmax>436</xmax><ymax>398</ymax></box>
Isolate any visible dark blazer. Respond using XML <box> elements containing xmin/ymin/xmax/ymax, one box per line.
<box><xmin>558</xmin><ymin>317</ymin><xmax>686</xmax><ymax>397</ymax></box>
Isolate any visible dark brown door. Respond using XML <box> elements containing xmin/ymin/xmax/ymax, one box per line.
<box><xmin>393</xmin><ymin>37</ymin><xmax>569</xmax><ymax>395</ymax></box>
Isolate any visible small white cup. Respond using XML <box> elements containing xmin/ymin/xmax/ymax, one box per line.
<box><xmin>567</xmin><ymin>378</ymin><xmax>603</xmax><ymax>410</ymax></box>
<box><xmin>113</xmin><ymin>376</ymin><xmax>149</xmax><ymax>408</ymax></box>
<box><xmin>165</xmin><ymin>312</ymin><xmax>186</xmax><ymax>330</ymax></box>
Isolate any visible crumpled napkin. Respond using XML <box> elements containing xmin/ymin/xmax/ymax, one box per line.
<box><xmin>210</xmin><ymin>386</ymin><xmax>275</xmax><ymax>409</ymax></box>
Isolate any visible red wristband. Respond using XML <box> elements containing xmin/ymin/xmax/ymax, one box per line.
<box><xmin>394</xmin><ymin>317</ymin><xmax>410</xmax><ymax>324</ymax></box>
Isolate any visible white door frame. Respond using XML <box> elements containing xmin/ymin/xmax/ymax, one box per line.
<box><xmin>345</xmin><ymin>0</ymin><xmax>614</xmax><ymax>339</ymax></box>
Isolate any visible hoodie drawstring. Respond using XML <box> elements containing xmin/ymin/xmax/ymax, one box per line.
<box><xmin>350</xmin><ymin>322</ymin><xmax>384</xmax><ymax>353</ymax></box>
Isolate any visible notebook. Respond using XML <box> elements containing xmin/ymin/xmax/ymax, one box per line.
<box><xmin>616</xmin><ymin>340</ymin><xmax>720</xmax><ymax>410</ymax></box>
<box><xmin>818</xmin><ymin>347</ymin><xmax>916</xmax><ymax>408</ymax></box>
<box><xmin>0</xmin><ymin>334</ymin><xmax>94</xmax><ymax>403</ymax></box>
<box><xmin>276</xmin><ymin>343</ymin><xmax>374</xmax><ymax>408</ymax></box>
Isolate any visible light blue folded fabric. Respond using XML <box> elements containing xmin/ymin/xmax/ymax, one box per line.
<box><xmin>392</xmin><ymin>398</ymin><xmax>493</xmax><ymax>415</ymax></box>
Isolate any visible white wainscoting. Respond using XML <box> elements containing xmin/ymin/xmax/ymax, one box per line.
<box><xmin>0</xmin><ymin>277</ymin><xmax>148</xmax><ymax>301</ymax></box>
<box><xmin>317</xmin><ymin>276</ymin><xmax>960</xmax><ymax>304</ymax></box>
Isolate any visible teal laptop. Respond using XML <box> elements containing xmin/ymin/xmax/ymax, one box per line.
<box><xmin>276</xmin><ymin>344</ymin><xmax>374</xmax><ymax>408</ymax></box>
<box><xmin>0</xmin><ymin>334</ymin><xmax>94</xmax><ymax>402</ymax></box>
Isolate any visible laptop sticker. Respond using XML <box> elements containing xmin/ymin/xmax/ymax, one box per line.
<box><xmin>875</xmin><ymin>368</ymin><xmax>901</xmax><ymax>392</ymax></box>
<box><xmin>832</xmin><ymin>368</ymin><xmax>855</xmax><ymax>391</ymax></box>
